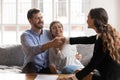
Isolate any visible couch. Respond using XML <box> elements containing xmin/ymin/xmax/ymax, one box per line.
<box><xmin>77</xmin><ymin>44</ymin><xmax>94</xmax><ymax>66</ymax></box>
<box><xmin>0</xmin><ymin>44</ymin><xmax>94</xmax><ymax>73</ymax></box>
<box><xmin>0</xmin><ymin>44</ymin><xmax>24</xmax><ymax>73</ymax></box>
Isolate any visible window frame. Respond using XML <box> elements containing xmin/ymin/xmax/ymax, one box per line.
<box><xmin>0</xmin><ymin>0</ymin><xmax>89</xmax><ymax>44</ymax></box>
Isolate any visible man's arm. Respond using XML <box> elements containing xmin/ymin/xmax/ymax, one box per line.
<box><xmin>21</xmin><ymin>33</ymin><xmax>64</xmax><ymax>55</ymax></box>
<box><xmin>40</xmin><ymin>40</ymin><xmax>56</xmax><ymax>52</ymax></box>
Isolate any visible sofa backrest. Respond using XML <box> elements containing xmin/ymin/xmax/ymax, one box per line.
<box><xmin>0</xmin><ymin>44</ymin><xmax>94</xmax><ymax>67</ymax></box>
<box><xmin>77</xmin><ymin>44</ymin><xmax>94</xmax><ymax>66</ymax></box>
<box><xmin>0</xmin><ymin>44</ymin><xmax>24</xmax><ymax>66</ymax></box>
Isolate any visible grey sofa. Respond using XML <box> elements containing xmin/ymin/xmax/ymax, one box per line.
<box><xmin>77</xmin><ymin>44</ymin><xmax>94</xmax><ymax>66</ymax></box>
<box><xmin>0</xmin><ymin>44</ymin><xmax>94</xmax><ymax>73</ymax></box>
<box><xmin>0</xmin><ymin>44</ymin><xmax>24</xmax><ymax>73</ymax></box>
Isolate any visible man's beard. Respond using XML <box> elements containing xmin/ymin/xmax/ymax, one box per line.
<box><xmin>34</xmin><ymin>24</ymin><xmax>43</xmax><ymax>29</ymax></box>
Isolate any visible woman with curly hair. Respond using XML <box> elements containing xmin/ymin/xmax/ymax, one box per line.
<box><xmin>57</xmin><ymin>8</ymin><xmax>120</xmax><ymax>80</ymax></box>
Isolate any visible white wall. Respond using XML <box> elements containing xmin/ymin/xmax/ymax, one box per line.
<box><xmin>85</xmin><ymin>0</ymin><xmax>120</xmax><ymax>35</ymax></box>
<box><xmin>117</xmin><ymin>0</ymin><xmax>120</xmax><ymax>31</ymax></box>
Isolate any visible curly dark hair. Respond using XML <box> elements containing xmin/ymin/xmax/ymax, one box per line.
<box><xmin>89</xmin><ymin>8</ymin><xmax>120</xmax><ymax>63</ymax></box>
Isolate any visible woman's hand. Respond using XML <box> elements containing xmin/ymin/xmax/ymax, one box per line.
<box><xmin>76</xmin><ymin>53</ymin><xmax>82</xmax><ymax>61</ymax></box>
<box><xmin>52</xmin><ymin>37</ymin><xmax>65</xmax><ymax>48</ymax></box>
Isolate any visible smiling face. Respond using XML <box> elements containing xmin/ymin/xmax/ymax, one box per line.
<box><xmin>29</xmin><ymin>12</ymin><xmax>44</xmax><ymax>29</ymax></box>
<box><xmin>50</xmin><ymin>22</ymin><xmax>63</xmax><ymax>38</ymax></box>
<box><xmin>87</xmin><ymin>8</ymin><xmax>108</xmax><ymax>33</ymax></box>
<box><xmin>87</xmin><ymin>14</ymin><xmax>94</xmax><ymax>28</ymax></box>
<box><xmin>87</xmin><ymin>13</ymin><xmax>97</xmax><ymax>32</ymax></box>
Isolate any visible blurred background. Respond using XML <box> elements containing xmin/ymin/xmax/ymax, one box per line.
<box><xmin>0</xmin><ymin>0</ymin><xmax>119</xmax><ymax>44</ymax></box>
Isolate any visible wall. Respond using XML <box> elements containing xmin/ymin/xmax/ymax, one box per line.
<box><xmin>84</xmin><ymin>0</ymin><xmax>120</xmax><ymax>35</ymax></box>
<box><xmin>117</xmin><ymin>0</ymin><xmax>120</xmax><ymax>31</ymax></box>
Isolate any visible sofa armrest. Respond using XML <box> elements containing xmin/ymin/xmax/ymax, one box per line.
<box><xmin>0</xmin><ymin>44</ymin><xmax>24</xmax><ymax>66</ymax></box>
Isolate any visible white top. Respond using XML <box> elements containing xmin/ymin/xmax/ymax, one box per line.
<box><xmin>49</xmin><ymin>44</ymin><xmax>84</xmax><ymax>71</ymax></box>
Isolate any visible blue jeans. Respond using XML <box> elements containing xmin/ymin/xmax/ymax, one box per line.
<box><xmin>22</xmin><ymin>62</ymin><xmax>51</xmax><ymax>73</ymax></box>
<box><xmin>61</xmin><ymin>65</ymin><xmax>80</xmax><ymax>74</ymax></box>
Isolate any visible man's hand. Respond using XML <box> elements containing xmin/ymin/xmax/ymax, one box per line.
<box><xmin>52</xmin><ymin>37</ymin><xmax>65</xmax><ymax>48</ymax></box>
<box><xmin>40</xmin><ymin>37</ymin><xmax>64</xmax><ymax>52</ymax></box>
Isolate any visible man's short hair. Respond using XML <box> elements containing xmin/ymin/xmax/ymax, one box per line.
<box><xmin>27</xmin><ymin>8</ymin><xmax>40</xmax><ymax>19</ymax></box>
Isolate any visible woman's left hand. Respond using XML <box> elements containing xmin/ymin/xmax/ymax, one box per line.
<box><xmin>76</xmin><ymin>53</ymin><xmax>82</xmax><ymax>60</ymax></box>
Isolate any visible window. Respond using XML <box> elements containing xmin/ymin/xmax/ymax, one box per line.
<box><xmin>0</xmin><ymin>0</ymin><xmax>31</xmax><ymax>44</ymax></box>
<box><xmin>38</xmin><ymin>0</ymin><xmax>88</xmax><ymax>37</ymax></box>
<box><xmin>58</xmin><ymin>0</ymin><xmax>67</xmax><ymax>17</ymax></box>
<box><xmin>0</xmin><ymin>0</ymin><xmax>89</xmax><ymax>44</ymax></box>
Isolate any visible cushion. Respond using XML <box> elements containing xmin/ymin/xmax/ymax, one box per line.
<box><xmin>0</xmin><ymin>65</ymin><xmax>21</xmax><ymax>73</ymax></box>
<box><xmin>77</xmin><ymin>44</ymin><xmax>94</xmax><ymax>66</ymax></box>
<box><xmin>0</xmin><ymin>44</ymin><xmax>24</xmax><ymax>66</ymax></box>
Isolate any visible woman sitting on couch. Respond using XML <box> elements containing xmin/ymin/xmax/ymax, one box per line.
<box><xmin>49</xmin><ymin>21</ymin><xmax>84</xmax><ymax>74</ymax></box>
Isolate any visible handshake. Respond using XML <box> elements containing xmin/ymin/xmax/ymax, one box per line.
<box><xmin>51</xmin><ymin>37</ymin><xmax>66</xmax><ymax>48</ymax></box>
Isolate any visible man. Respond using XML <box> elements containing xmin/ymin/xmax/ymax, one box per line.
<box><xmin>21</xmin><ymin>8</ymin><xmax>62</xmax><ymax>73</ymax></box>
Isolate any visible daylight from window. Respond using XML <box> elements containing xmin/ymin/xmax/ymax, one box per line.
<box><xmin>0</xmin><ymin>0</ymin><xmax>87</xmax><ymax>44</ymax></box>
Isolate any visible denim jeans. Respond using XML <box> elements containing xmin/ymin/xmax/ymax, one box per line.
<box><xmin>61</xmin><ymin>65</ymin><xmax>80</xmax><ymax>74</ymax></box>
<box><xmin>22</xmin><ymin>62</ymin><xmax>51</xmax><ymax>73</ymax></box>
